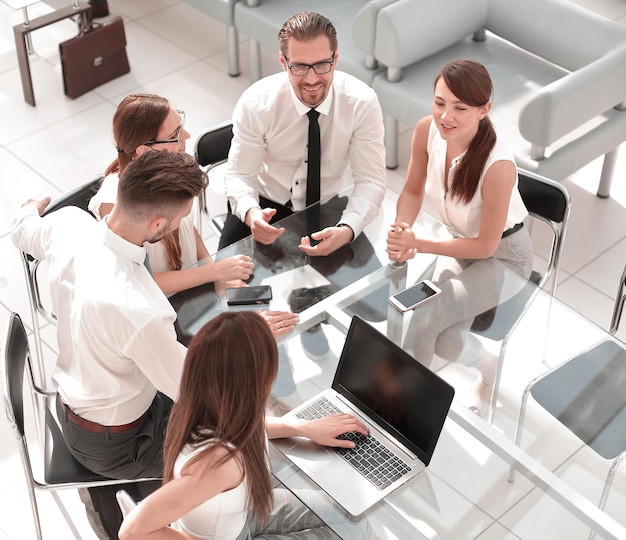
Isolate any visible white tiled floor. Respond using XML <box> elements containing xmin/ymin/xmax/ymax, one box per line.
<box><xmin>1</xmin><ymin>0</ymin><xmax>626</xmax><ymax>538</ymax></box>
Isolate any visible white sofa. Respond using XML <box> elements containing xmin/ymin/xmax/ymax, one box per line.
<box><xmin>233</xmin><ymin>0</ymin><xmax>397</xmax><ymax>84</ymax></box>
<box><xmin>358</xmin><ymin>0</ymin><xmax>626</xmax><ymax>197</ymax></box>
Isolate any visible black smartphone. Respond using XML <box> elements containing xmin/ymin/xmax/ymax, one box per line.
<box><xmin>388</xmin><ymin>280</ymin><xmax>441</xmax><ymax>312</ymax></box>
<box><xmin>226</xmin><ymin>285</ymin><xmax>273</xmax><ymax>306</ymax></box>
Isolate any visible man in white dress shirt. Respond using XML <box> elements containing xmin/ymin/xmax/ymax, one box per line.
<box><xmin>220</xmin><ymin>11</ymin><xmax>386</xmax><ymax>256</ymax></box>
<box><xmin>12</xmin><ymin>151</ymin><xmax>205</xmax><ymax>538</ymax></box>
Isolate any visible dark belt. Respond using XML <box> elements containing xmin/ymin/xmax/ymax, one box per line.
<box><xmin>502</xmin><ymin>222</ymin><xmax>523</xmax><ymax>238</ymax></box>
<box><xmin>61</xmin><ymin>401</ymin><xmax>149</xmax><ymax>434</ymax></box>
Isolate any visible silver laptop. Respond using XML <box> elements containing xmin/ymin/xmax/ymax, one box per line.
<box><xmin>273</xmin><ymin>316</ymin><xmax>455</xmax><ymax>516</ymax></box>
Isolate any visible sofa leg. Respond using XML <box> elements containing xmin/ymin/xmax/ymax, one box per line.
<box><xmin>597</xmin><ymin>148</ymin><xmax>619</xmax><ymax>198</ymax></box>
<box><xmin>227</xmin><ymin>26</ymin><xmax>240</xmax><ymax>77</ymax></box>
<box><xmin>248</xmin><ymin>38</ymin><xmax>261</xmax><ymax>82</ymax></box>
<box><xmin>385</xmin><ymin>115</ymin><xmax>398</xmax><ymax>170</ymax></box>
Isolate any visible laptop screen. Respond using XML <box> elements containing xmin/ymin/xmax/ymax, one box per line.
<box><xmin>332</xmin><ymin>316</ymin><xmax>455</xmax><ymax>465</ymax></box>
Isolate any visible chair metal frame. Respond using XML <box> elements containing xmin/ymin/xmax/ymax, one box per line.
<box><xmin>193</xmin><ymin>120</ymin><xmax>233</xmax><ymax>237</ymax></box>
<box><xmin>508</xmin><ymin>263</ymin><xmax>626</xmax><ymax>540</ymax></box>
<box><xmin>2</xmin><ymin>313</ymin><xmax>158</xmax><ymax>540</ymax></box>
<box><xmin>473</xmin><ymin>168</ymin><xmax>571</xmax><ymax>422</ymax></box>
<box><xmin>20</xmin><ymin>175</ymin><xmax>103</xmax><ymax>389</ymax></box>
<box><xmin>116</xmin><ymin>489</ymin><xmax>137</xmax><ymax>519</ymax></box>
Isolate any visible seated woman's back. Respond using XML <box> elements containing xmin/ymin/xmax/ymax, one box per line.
<box><xmin>172</xmin><ymin>438</ymin><xmax>247</xmax><ymax>540</ymax></box>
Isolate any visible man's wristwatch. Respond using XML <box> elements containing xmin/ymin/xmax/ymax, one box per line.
<box><xmin>336</xmin><ymin>223</ymin><xmax>354</xmax><ymax>242</ymax></box>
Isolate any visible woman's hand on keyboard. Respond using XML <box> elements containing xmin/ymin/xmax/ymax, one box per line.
<box><xmin>304</xmin><ymin>414</ymin><xmax>369</xmax><ymax>449</ymax></box>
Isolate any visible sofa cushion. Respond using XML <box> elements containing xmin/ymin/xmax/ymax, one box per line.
<box><xmin>371</xmin><ymin>31</ymin><xmax>568</xmax><ymax>130</ymax></box>
<box><xmin>374</xmin><ymin>0</ymin><xmax>489</xmax><ymax>69</ymax></box>
<box><xmin>352</xmin><ymin>0</ymin><xmax>398</xmax><ymax>60</ymax></box>
<box><xmin>487</xmin><ymin>0</ymin><xmax>626</xmax><ymax>70</ymax></box>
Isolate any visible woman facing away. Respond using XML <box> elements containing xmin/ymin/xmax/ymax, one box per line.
<box><xmin>386</xmin><ymin>59</ymin><xmax>533</xmax><ymax>416</ymax></box>
<box><xmin>118</xmin><ymin>311</ymin><xmax>371</xmax><ymax>539</ymax></box>
<box><xmin>88</xmin><ymin>93</ymin><xmax>255</xmax><ymax>296</ymax></box>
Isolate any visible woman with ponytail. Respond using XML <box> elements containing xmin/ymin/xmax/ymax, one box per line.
<box><xmin>89</xmin><ymin>93</ymin><xmax>255</xmax><ymax>296</ymax></box>
<box><xmin>386</xmin><ymin>60</ymin><xmax>533</xmax><ymax>416</ymax></box>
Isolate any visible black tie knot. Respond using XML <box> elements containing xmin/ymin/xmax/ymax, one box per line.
<box><xmin>307</xmin><ymin>108</ymin><xmax>320</xmax><ymax>122</ymax></box>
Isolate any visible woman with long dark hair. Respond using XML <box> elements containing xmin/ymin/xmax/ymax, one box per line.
<box><xmin>387</xmin><ymin>60</ymin><xmax>533</xmax><ymax>416</ymax></box>
<box><xmin>119</xmin><ymin>311</ymin><xmax>369</xmax><ymax>539</ymax></box>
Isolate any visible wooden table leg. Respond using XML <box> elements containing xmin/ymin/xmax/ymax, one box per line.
<box><xmin>11</xmin><ymin>3</ymin><xmax>92</xmax><ymax>107</ymax></box>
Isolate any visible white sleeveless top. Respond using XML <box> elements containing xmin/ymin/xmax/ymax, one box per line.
<box><xmin>171</xmin><ymin>439</ymin><xmax>248</xmax><ymax>540</ymax></box>
<box><xmin>424</xmin><ymin>119</ymin><xmax>528</xmax><ymax>238</ymax></box>
<box><xmin>88</xmin><ymin>173</ymin><xmax>199</xmax><ymax>272</ymax></box>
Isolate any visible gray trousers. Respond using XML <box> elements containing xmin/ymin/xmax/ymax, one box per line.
<box><xmin>238</xmin><ymin>487</ymin><xmax>370</xmax><ymax>539</ymax></box>
<box><xmin>405</xmin><ymin>227</ymin><xmax>533</xmax><ymax>366</ymax></box>
<box><xmin>56</xmin><ymin>393</ymin><xmax>173</xmax><ymax>538</ymax></box>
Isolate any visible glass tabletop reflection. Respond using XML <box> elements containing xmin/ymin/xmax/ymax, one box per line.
<box><xmin>168</xmin><ymin>191</ymin><xmax>626</xmax><ymax>539</ymax></box>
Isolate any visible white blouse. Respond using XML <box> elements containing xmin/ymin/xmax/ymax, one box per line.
<box><xmin>424</xmin><ymin>119</ymin><xmax>528</xmax><ymax>238</ymax></box>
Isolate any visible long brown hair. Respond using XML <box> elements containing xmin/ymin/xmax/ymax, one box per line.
<box><xmin>436</xmin><ymin>60</ymin><xmax>496</xmax><ymax>204</ymax></box>
<box><xmin>106</xmin><ymin>93</ymin><xmax>183</xmax><ymax>269</ymax></box>
<box><xmin>163</xmin><ymin>311</ymin><xmax>278</xmax><ymax>523</ymax></box>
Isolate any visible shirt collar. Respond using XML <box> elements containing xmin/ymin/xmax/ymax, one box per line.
<box><xmin>289</xmin><ymin>80</ymin><xmax>334</xmax><ymax>117</ymax></box>
<box><xmin>101</xmin><ymin>217</ymin><xmax>147</xmax><ymax>265</ymax></box>
<box><xmin>450</xmin><ymin>150</ymin><xmax>467</xmax><ymax>169</ymax></box>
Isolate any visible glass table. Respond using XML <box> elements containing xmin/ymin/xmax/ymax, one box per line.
<box><xmin>169</xmin><ymin>192</ymin><xmax>626</xmax><ymax>539</ymax></box>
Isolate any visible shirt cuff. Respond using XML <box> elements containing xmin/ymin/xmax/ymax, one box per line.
<box><xmin>236</xmin><ymin>196</ymin><xmax>261</xmax><ymax>224</ymax></box>
<box><xmin>13</xmin><ymin>203</ymin><xmax>39</xmax><ymax>228</ymax></box>
<box><xmin>336</xmin><ymin>222</ymin><xmax>356</xmax><ymax>242</ymax></box>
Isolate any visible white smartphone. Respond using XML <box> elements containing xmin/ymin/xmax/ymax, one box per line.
<box><xmin>388</xmin><ymin>280</ymin><xmax>442</xmax><ymax>312</ymax></box>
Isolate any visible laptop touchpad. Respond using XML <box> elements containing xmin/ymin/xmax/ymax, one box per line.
<box><xmin>290</xmin><ymin>439</ymin><xmax>336</xmax><ymax>473</ymax></box>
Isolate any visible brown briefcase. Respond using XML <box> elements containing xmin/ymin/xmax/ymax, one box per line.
<box><xmin>59</xmin><ymin>15</ymin><xmax>130</xmax><ymax>99</ymax></box>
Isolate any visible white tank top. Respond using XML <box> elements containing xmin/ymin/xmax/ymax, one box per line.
<box><xmin>171</xmin><ymin>439</ymin><xmax>248</xmax><ymax>540</ymax></box>
<box><xmin>424</xmin><ymin>119</ymin><xmax>528</xmax><ymax>238</ymax></box>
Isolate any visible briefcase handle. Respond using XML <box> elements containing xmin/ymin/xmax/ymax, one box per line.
<box><xmin>76</xmin><ymin>20</ymin><xmax>106</xmax><ymax>38</ymax></box>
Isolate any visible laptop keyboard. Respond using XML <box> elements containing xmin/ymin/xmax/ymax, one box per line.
<box><xmin>295</xmin><ymin>397</ymin><xmax>412</xmax><ymax>490</ymax></box>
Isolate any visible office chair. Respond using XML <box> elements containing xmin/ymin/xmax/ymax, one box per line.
<box><xmin>193</xmin><ymin>120</ymin><xmax>233</xmax><ymax>236</ymax></box>
<box><xmin>116</xmin><ymin>489</ymin><xmax>137</xmax><ymax>518</ymax></box>
<box><xmin>470</xmin><ymin>169</ymin><xmax>571</xmax><ymax>422</ymax></box>
<box><xmin>20</xmin><ymin>174</ymin><xmax>102</xmax><ymax>389</ymax></box>
<box><xmin>508</xmin><ymin>263</ymin><xmax>626</xmax><ymax>540</ymax></box>
<box><xmin>2</xmin><ymin>313</ymin><xmax>158</xmax><ymax>540</ymax></box>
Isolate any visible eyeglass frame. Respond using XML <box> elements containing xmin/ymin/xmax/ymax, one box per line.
<box><xmin>144</xmin><ymin>110</ymin><xmax>186</xmax><ymax>146</ymax></box>
<box><xmin>285</xmin><ymin>52</ymin><xmax>336</xmax><ymax>77</ymax></box>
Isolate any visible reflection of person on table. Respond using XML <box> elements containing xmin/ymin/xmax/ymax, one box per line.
<box><xmin>367</xmin><ymin>356</ymin><xmax>411</xmax><ymax>426</ymax></box>
<box><xmin>88</xmin><ymin>93</ymin><xmax>254</xmax><ymax>296</ymax></box>
<box><xmin>386</xmin><ymin>60</ymin><xmax>533</xmax><ymax>416</ymax></box>
<box><xmin>220</xmin><ymin>11</ymin><xmax>386</xmax><ymax>256</ymax></box>
<box><xmin>119</xmin><ymin>311</ymin><xmax>370</xmax><ymax>540</ymax></box>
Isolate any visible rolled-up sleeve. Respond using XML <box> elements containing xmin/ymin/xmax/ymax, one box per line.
<box><xmin>224</xmin><ymin>99</ymin><xmax>268</xmax><ymax>223</ymax></box>
<box><xmin>12</xmin><ymin>206</ymin><xmax>93</xmax><ymax>260</ymax></box>
<box><xmin>124</xmin><ymin>317</ymin><xmax>187</xmax><ymax>401</ymax></box>
<box><xmin>341</xmin><ymin>97</ymin><xmax>387</xmax><ymax>238</ymax></box>
<box><xmin>12</xmin><ymin>204</ymin><xmax>51</xmax><ymax>259</ymax></box>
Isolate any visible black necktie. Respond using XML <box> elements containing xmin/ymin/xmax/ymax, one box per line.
<box><xmin>143</xmin><ymin>253</ymin><xmax>154</xmax><ymax>277</ymax></box>
<box><xmin>306</xmin><ymin>108</ymin><xmax>321</xmax><ymax>207</ymax></box>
